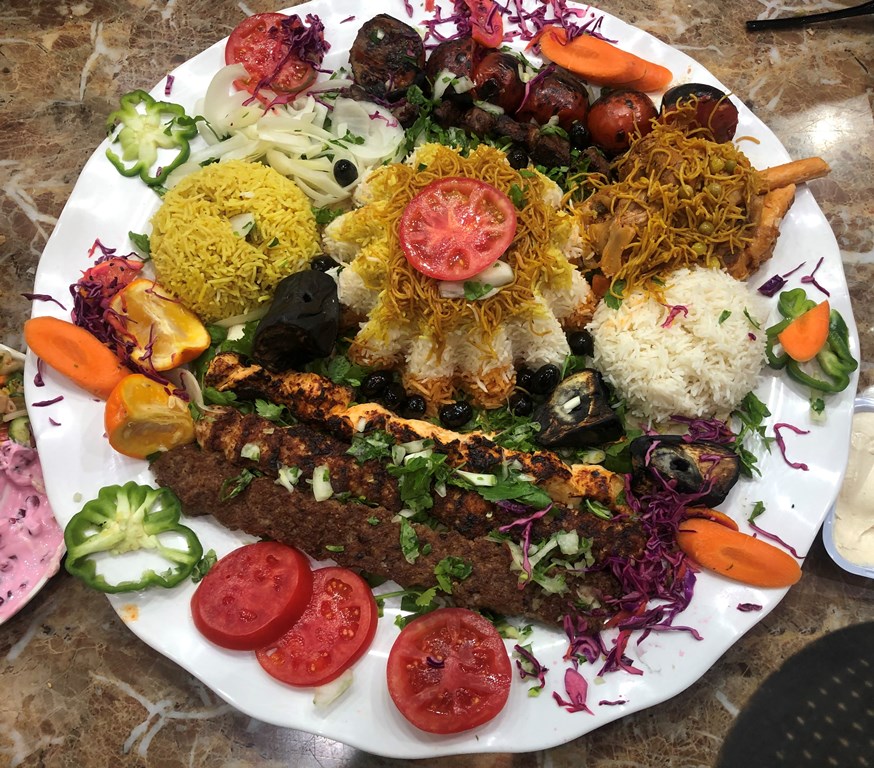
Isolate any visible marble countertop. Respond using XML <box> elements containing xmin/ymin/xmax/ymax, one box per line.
<box><xmin>2</xmin><ymin>1</ymin><xmax>873</xmax><ymax>765</ymax></box>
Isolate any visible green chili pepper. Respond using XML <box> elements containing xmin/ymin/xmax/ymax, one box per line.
<box><xmin>105</xmin><ymin>90</ymin><xmax>199</xmax><ymax>186</ymax></box>
<box><xmin>765</xmin><ymin>289</ymin><xmax>857</xmax><ymax>393</ymax></box>
<box><xmin>64</xmin><ymin>481</ymin><xmax>203</xmax><ymax>593</ymax></box>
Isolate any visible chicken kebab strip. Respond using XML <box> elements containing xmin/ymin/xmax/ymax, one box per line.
<box><xmin>151</xmin><ymin>407</ymin><xmax>646</xmax><ymax>628</ymax></box>
<box><xmin>204</xmin><ymin>351</ymin><xmax>627</xmax><ymax>510</ymax></box>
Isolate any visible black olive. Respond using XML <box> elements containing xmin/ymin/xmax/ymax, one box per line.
<box><xmin>569</xmin><ymin>121</ymin><xmax>591</xmax><ymax>149</ymax></box>
<box><xmin>382</xmin><ymin>382</ymin><xmax>407</xmax><ymax>412</ymax></box>
<box><xmin>508</xmin><ymin>391</ymin><xmax>533</xmax><ymax>417</ymax></box>
<box><xmin>360</xmin><ymin>371</ymin><xmax>391</xmax><ymax>399</ymax></box>
<box><xmin>516</xmin><ymin>366</ymin><xmax>535</xmax><ymax>392</ymax></box>
<box><xmin>532</xmin><ymin>364</ymin><xmax>561</xmax><ymax>395</ymax></box>
<box><xmin>506</xmin><ymin>145</ymin><xmax>528</xmax><ymax>170</ymax></box>
<box><xmin>333</xmin><ymin>159</ymin><xmax>359</xmax><ymax>187</ymax></box>
<box><xmin>311</xmin><ymin>255</ymin><xmax>340</xmax><ymax>272</ymax></box>
<box><xmin>439</xmin><ymin>401</ymin><xmax>473</xmax><ymax>429</ymax></box>
<box><xmin>404</xmin><ymin>395</ymin><xmax>427</xmax><ymax>418</ymax></box>
<box><xmin>567</xmin><ymin>330</ymin><xmax>594</xmax><ymax>357</ymax></box>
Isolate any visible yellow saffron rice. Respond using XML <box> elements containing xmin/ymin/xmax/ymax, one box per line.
<box><xmin>150</xmin><ymin>160</ymin><xmax>319</xmax><ymax>322</ymax></box>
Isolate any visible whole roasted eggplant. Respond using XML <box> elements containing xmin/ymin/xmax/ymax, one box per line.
<box><xmin>629</xmin><ymin>435</ymin><xmax>741</xmax><ymax>506</ymax></box>
<box><xmin>251</xmin><ymin>271</ymin><xmax>340</xmax><ymax>372</ymax></box>
<box><xmin>533</xmin><ymin>369</ymin><xmax>623</xmax><ymax>448</ymax></box>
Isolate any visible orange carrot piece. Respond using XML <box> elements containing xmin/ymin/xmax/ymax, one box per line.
<box><xmin>684</xmin><ymin>507</ymin><xmax>739</xmax><ymax>531</ymax></box>
<box><xmin>24</xmin><ymin>316</ymin><xmax>129</xmax><ymax>400</ymax></box>
<box><xmin>591</xmin><ymin>273</ymin><xmax>611</xmax><ymax>299</ymax></box>
<box><xmin>538</xmin><ymin>26</ymin><xmax>672</xmax><ymax>92</ymax></box>
<box><xmin>676</xmin><ymin>518</ymin><xmax>802</xmax><ymax>588</ymax></box>
<box><xmin>777</xmin><ymin>300</ymin><xmax>830</xmax><ymax>363</ymax></box>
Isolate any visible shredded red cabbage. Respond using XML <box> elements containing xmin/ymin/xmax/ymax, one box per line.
<box><xmin>749</xmin><ymin>521</ymin><xmax>804</xmax><ymax>558</ymax></box>
<box><xmin>33</xmin><ymin>360</ymin><xmax>45</xmax><ymax>388</ymax></box>
<box><xmin>773</xmin><ymin>422</ymin><xmax>810</xmax><ymax>471</ymax></box>
<box><xmin>660</xmin><ymin>304</ymin><xmax>688</xmax><ymax>328</ymax></box>
<box><xmin>164</xmin><ymin>74</ymin><xmax>174</xmax><ymax>96</ymax></box>
<box><xmin>801</xmin><ymin>256</ymin><xmax>830</xmax><ymax>297</ymax></box>
<box><xmin>426</xmin><ymin>655</ymin><xmax>445</xmax><ymax>668</ymax></box>
<box><xmin>513</xmin><ymin>643</ymin><xmax>548</xmax><ymax>689</ymax></box>
<box><xmin>782</xmin><ymin>261</ymin><xmax>806</xmax><ymax>278</ymax></box>
<box><xmin>369</xmin><ymin>111</ymin><xmax>400</xmax><ymax>128</ymax></box>
<box><xmin>33</xmin><ymin>396</ymin><xmax>63</xmax><ymax>407</ymax></box>
<box><xmin>598</xmin><ymin>699</ymin><xmax>627</xmax><ymax>706</ymax></box>
<box><xmin>736</xmin><ymin>603</ymin><xmax>762</xmax><ymax>612</ymax></box>
<box><xmin>758</xmin><ymin>274</ymin><xmax>786</xmax><ymax>297</ymax></box>
<box><xmin>248</xmin><ymin>14</ymin><xmax>330</xmax><ymax>104</ymax></box>
<box><xmin>670</xmin><ymin>415</ymin><xmax>735</xmax><ymax>444</ymax></box>
<box><xmin>21</xmin><ymin>293</ymin><xmax>67</xmax><ymax>311</ymax></box>
<box><xmin>403</xmin><ymin>0</ymin><xmax>414</xmax><ymax>17</ymax></box>
<box><xmin>498</xmin><ymin>503</ymin><xmax>553</xmax><ymax>580</ymax></box>
<box><xmin>552</xmin><ymin>667</ymin><xmax>593</xmax><ymax>714</ymax></box>
<box><xmin>48</xmin><ymin>418</ymin><xmax>61</xmax><ymax>427</ymax></box>
<box><xmin>340</xmin><ymin>15</ymin><xmax>355</xmax><ymax>23</ymax></box>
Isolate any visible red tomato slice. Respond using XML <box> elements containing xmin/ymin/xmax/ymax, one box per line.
<box><xmin>386</xmin><ymin>607</ymin><xmax>512</xmax><ymax>734</ymax></box>
<box><xmin>79</xmin><ymin>257</ymin><xmax>143</xmax><ymax>296</ymax></box>
<box><xmin>256</xmin><ymin>566</ymin><xmax>378</xmax><ymax>687</ymax></box>
<box><xmin>225</xmin><ymin>13</ymin><xmax>317</xmax><ymax>95</ymax></box>
<box><xmin>464</xmin><ymin>0</ymin><xmax>504</xmax><ymax>48</ymax></box>
<box><xmin>191</xmin><ymin>542</ymin><xmax>313</xmax><ymax>651</ymax></box>
<box><xmin>399</xmin><ymin>177</ymin><xmax>517</xmax><ymax>281</ymax></box>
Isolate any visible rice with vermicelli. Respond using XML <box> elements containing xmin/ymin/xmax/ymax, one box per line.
<box><xmin>324</xmin><ymin>143</ymin><xmax>596</xmax><ymax>407</ymax></box>
<box><xmin>588</xmin><ymin>266</ymin><xmax>767</xmax><ymax>423</ymax></box>
<box><xmin>150</xmin><ymin>160</ymin><xmax>319</xmax><ymax>322</ymax></box>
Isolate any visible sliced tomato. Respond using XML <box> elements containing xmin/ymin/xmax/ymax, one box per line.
<box><xmin>256</xmin><ymin>566</ymin><xmax>378</xmax><ymax>687</ymax></box>
<box><xmin>191</xmin><ymin>542</ymin><xmax>313</xmax><ymax>651</ymax></box>
<box><xmin>399</xmin><ymin>177</ymin><xmax>517</xmax><ymax>282</ymax></box>
<box><xmin>225</xmin><ymin>13</ymin><xmax>317</xmax><ymax>95</ymax></box>
<box><xmin>464</xmin><ymin>0</ymin><xmax>504</xmax><ymax>48</ymax></box>
<box><xmin>79</xmin><ymin>257</ymin><xmax>144</xmax><ymax>297</ymax></box>
<box><xmin>386</xmin><ymin>607</ymin><xmax>512</xmax><ymax>734</ymax></box>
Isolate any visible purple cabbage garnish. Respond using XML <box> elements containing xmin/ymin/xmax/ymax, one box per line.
<box><xmin>598</xmin><ymin>699</ymin><xmax>627</xmax><ymax>706</ymax></box>
<box><xmin>498</xmin><ymin>503</ymin><xmax>552</xmax><ymax>581</ymax></box>
<box><xmin>660</xmin><ymin>304</ymin><xmax>688</xmax><ymax>328</ymax></box>
<box><xmin>749</xmin><ymin>521</ymin><xmax>804</xmax><ymax>558</ymax></box>
<box><xmin>773</xmin><ymin>422</ymin><xmax>810</xmax><ymax>471</ymax></box>
<box><xmin>801</xmin><ymin>256</ymin><xmax>830</xmax><ymax>297</ymax></box>
<box><xmin>21</xmin><ymin>293</ymin><xmax>67</xmax><ymax>311</ymax></box>
<box><xmin>552</xmin><ymin>667</ymin><xmax>593</xmax><ymax>714</ymax></box>
<box><xmin>757</xmin><ymin>274</ymin><xmax>786</xmax><ymax>297</ymax></box>
<box><xmin>33</xmin><ymin>396</ymin><xmax>63</xmax><ymax>407</ymax></box>
<box><xmin>736</xmin><ymin>603</ymin><xmax>762</xmax><ymax>612</ymax></box>
<box><xmin>513</xmin><ymin>644</ymin><xmax>548</xmax><ymax>689</ymax></box>
<box><xmin>164</xmin><ymin>74</ymin><xmax>174</xmax><ymax>96</ymax></box>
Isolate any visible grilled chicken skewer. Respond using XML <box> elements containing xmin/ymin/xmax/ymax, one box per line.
<box><xmin>204</xmin><ymin>352</ymin><xmax>628</xmax><ymax>510</ymax></box>
<box><xmin>194</xmin><ymin>407</ymin><xmax>645</xmax><ymax>561</ymax></box>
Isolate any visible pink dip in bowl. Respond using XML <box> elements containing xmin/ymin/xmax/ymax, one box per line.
<box><xmin>0</xmin><ymin>439</ymin><xmax>64</xmax><ymax>624</ymax></box>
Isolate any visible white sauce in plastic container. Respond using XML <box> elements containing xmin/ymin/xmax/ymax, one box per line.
<box><xmin>832</xmin><ymin>410</ymin><xmax>874</xmax><ymax>567</ymax></box>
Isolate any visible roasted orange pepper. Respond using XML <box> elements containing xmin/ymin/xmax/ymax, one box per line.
<box><xmin>105</xmin><ymin>374</ymin><xmax>195</xmax><ymax>459</ymax></box>
<box><xmin>109</xmin><ymin>278</ymin><xmax>210</xmax><ymax>372</ymax></box>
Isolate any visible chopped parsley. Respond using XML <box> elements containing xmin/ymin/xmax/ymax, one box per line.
<box><xmin>128</xmin><ymin>231</ymin><xmax>151</xmax><ymax>254</ymax></box>
<box><xmin>219</xmin><ymin>468</ymin><xmax>261</xmax><ymax>501</ymax></box>
<box><xmin>463</xmin><ymin>281</ymin><xmax>494</xmax><ymax>301</ymax></box>
<box><xmin>718</xmin><ymin>310</ymin><xmax>732</xmax><ymax>325</ymax></box>
<box><xmin>604</xmin><ymin>279</ymin><xmax>626</xmax><ymax>310</ymax></box>
<box><xmin>348</xmin><ymin>430</ymin><xmax>395</xmax><ymax>463</ymax></box>
<box><xmin>749</xmin><ymin>500</ymin><xmax>766</xmax><ymax>523</ymax></box>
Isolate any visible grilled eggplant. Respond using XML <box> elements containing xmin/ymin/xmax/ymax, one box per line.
<box><xmin>534</xmin><ymin>369</ymin><xmax>623</xmax><ymax>448</ymax></box>
<box><xmin>629</xmin><ymin>435</ymin><xmax>741</xmax><ymax>506</ymax></box>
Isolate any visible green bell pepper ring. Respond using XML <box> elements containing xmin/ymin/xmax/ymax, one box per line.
<box><xmin>105</xmin><ymin>90</ymin><xmax>199</xmax><ymax>186</ymax></box>
<box><xmin>765</xmin><ymin>289</ymin><xmax>857</xmax><ymax>393</ymax></box>
<box><xmin>64</xmin><ymin>481</ymin><xmax>203</xmax><ymax>593</ymax></box>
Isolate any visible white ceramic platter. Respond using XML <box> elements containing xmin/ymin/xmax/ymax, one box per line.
<box><xmin>23</xmin><ymin>0</ymin><xmax>859</xmax><ymax>757</ymax></box>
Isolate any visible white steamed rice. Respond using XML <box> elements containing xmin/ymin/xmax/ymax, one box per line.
<box><xmin>588</xmin><ymin>266</ymin><xmax>768</xmax><ymax>423</ymax></box>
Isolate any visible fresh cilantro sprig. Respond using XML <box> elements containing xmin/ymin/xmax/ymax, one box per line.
<box><xmin>731</xmin><ymin>392</ymin><xmax>773</xmax><ymax>477</ymax></box>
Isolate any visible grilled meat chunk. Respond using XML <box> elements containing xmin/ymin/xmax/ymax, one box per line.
<box><xmin>350</xmin><ymin>15</ymin><xmax>425</xmax><ymax>101</ymax></box>
<box><xmin>194</xmin><ymin>408</ymin><xmax>646</xmax><ymax>563</ymax></box>
<box><xmin>204</xmin><ymin>354</ymin><xmax>628</xmax><ymax>511</ymax></box>
<box><xmin>152</xmin><ymin>444</ymin><xmax>621</xmax><ymax>628</ymax></box>
<box><xmin>204</xmin><ymin>352</ymin><xmax>354</xmax><ymax>423</ymax></box>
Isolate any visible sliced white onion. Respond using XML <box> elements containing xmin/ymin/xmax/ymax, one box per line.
<box><xmin>455</xmin><ymin>470</ymin><xmax>498</xmax><ymax>487</ymax></box>
<box><xmin>229</xmin><ymin>212</ymin><xmax>255</xmax><ymax>238</ymax></box>
<box><xmin>213</xmin><ymin>305</ymin><xmax>269</xmax><ymax>329</ymax></box>
<box><xmin>310</xmin><ymin>465</ymin><xmax>333</xmax><ymax>502</ymax></box>
<box><xmin>313</xmin><ymin>669</ymin><xmax>354</xmax><ymax>709</ymax></box>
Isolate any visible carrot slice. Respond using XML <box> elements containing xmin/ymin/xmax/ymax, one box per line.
<box><xmin>538</xmin><ymin>26</ymin><xmax>672</xmax><ymax>92</ymax></box>
<box><xmin>24</xmin><ymin>316</ymin><xmax>129</xmax><ymax>400</ymax></box>
<box><xmin>676</xmin><ymin>518</ymin><xmax>802</xmax><ymax>588</ymax></box>
<box><xmin>684</xmin><ymin>507</ymin><xmax>739</xmax><ymax>531</ymax></box>
<box><xmin>777</xmin><ymin>300</ymin><xmax>830</xmax><ymax>363</ymax></box>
